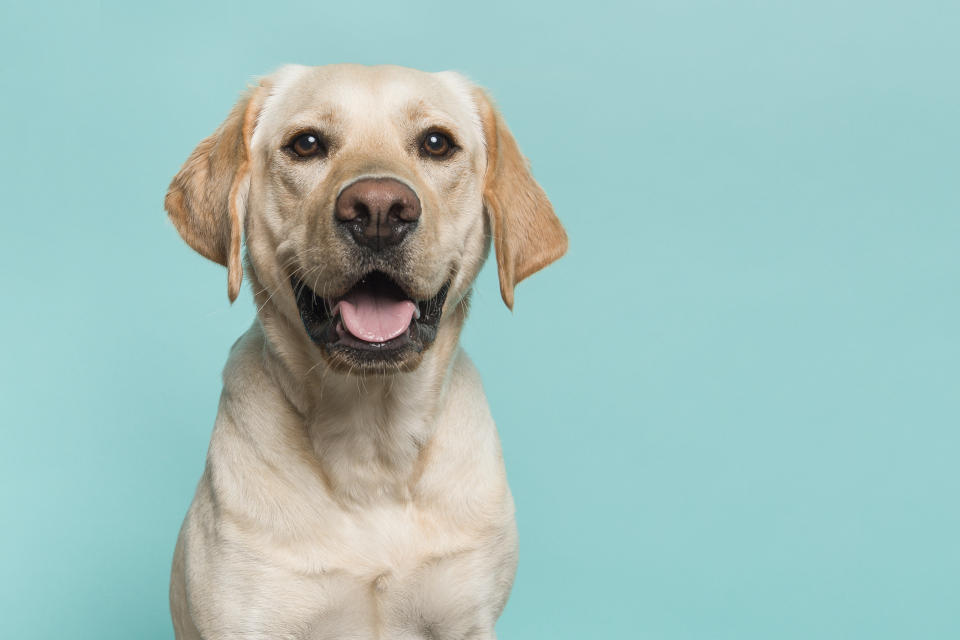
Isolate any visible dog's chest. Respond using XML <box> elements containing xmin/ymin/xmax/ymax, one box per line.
<box><xmin>182</xmin><ymin>341</ymin><xmax>514</xmax><ymax>638</ymax></box>
<box><xmin>208</xmin><ymin>500</ymin><xmax>509</xmax><ymax>640</ymax></box>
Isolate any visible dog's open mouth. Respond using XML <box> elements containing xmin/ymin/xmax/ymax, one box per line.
<box><xmin>291</xmin><ymin>271</ymin><xmax>449</xmax><ymax>371</ymax></box>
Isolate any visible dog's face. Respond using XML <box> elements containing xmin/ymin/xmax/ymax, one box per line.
<box><xmin>250</xmin><ymin>66</ymin><xmax>487</xmax><ymax>372</ymax></box>
<box><xmin>166</xmin><ymin>64</ymin><xmax>566</xmax><ymax>373</ymax></box>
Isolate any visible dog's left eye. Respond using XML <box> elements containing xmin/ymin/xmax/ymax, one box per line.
<box><xmin>421</xmin><ymin>131</ymin><xmax>454</xmax><ymax>158</ymax></box>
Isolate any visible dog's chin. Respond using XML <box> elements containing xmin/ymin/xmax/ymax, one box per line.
<box><xmin>291</xmin><ymin>271</ymin><xmax>450</xmax><ymax>375</ymax></box>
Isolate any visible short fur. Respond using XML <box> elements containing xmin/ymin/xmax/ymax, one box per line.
<box><xmin>166</xmin><ymin>64</ymin><xmax>566</xmax><ymax>640</ymax></box>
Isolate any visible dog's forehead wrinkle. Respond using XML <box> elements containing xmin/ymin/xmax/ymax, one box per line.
<box><xmin>286</xmin><ymin>104</ymin><xmax>345</xmax><ymax>129</ymax></box>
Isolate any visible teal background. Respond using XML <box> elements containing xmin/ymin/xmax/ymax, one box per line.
<box><xmin>1</xmin><ymin>1</ymin><xmax>958</xmax><ymax>638</ymax></box>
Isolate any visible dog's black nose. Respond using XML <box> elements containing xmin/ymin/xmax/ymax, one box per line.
<box><xmin>335</xmin><ymin>178</ymin><xmax>421</xmax><ymax>251</ymax></box>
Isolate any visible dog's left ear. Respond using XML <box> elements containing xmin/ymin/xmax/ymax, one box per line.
<box><xmin>474</xmin><ymin>89</ymin><xmax>568</xmax><ymax>310</ymax></box>
<box><xmin>165</xmin><ymin>82</ymin><xmax>268</xmax><ymax>302</ymax></box>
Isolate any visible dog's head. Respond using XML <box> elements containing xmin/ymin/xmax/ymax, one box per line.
<box><xmin>166</xmin><ymin>64</ymin><xmax>566</xmax><ymax>373</ymax></box>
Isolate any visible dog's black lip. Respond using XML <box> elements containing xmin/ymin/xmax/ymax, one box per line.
<box><xmin>415</xmin><ymin>280</ymin><xmax>450</xmax><ymax>325</ymax></box>
<box><xmin>290</xmin><ymin>271</ymin><xmax>450</xmax><ymax>355</ymax></box>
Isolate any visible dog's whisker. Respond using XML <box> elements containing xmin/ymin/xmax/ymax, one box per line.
<box><xmin>255</xmin><ymin>254</ymin><xmax>315</xmax><ymax>314</ymax></box>
<box><xmin>303</xmin><ymin>357</ymin><xmax>325</xmax><ymax>380</ymax></box>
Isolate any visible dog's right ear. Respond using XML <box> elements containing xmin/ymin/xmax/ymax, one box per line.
<box><xmin>165</xmin><ymin>83</ymin><xmax>268</xmax><ymax>302</ymax></box>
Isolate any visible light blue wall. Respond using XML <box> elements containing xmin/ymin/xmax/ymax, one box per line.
<box><xmin>1</xmin><ymin>1</ymin><xmax>958</xmax><ymax>638</ymax></box>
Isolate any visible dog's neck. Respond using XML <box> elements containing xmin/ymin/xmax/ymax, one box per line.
<box><xmin>249</xmin><ymin>269</ymin><xmax>468</xmax><ymax>504</ymax></box>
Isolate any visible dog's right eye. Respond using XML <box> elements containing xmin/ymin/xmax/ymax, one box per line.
<box><xmin>288</xmin><ymin>132</ymin><xmax>326</xmax><ymax>158</ymax></box>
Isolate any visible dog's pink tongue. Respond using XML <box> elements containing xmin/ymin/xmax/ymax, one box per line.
<box><xmin>334</xmin><ymin>292</ymin><xmax>416</xmax><ymax>343</ymax></box>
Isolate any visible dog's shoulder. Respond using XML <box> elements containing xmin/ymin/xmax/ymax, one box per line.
<box><xmin>221</xmin><ymin>323</ymin><xmax>268</xmax><ymax>389</ymax></box>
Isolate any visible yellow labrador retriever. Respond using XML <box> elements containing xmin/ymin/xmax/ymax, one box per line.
<box><xmin>165</xmin><ymin>64</ymin><xmax>567</xmax><ymax>640</ymax></box>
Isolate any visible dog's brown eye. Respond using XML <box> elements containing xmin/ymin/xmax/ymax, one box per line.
<box><xmin>290</xmin><ymin>132</ymin><xmax>325</xmax><ymax>158</ymax></box>
<box><xmin>421</xmin><ymin>131</ymin><xmax>453</xmax><ymax>158</ymax></box>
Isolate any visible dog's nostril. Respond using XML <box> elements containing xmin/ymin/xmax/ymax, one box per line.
<box><xmin>353</xmin><ymin>201</ymin><xmax>370</xmax><ymax>220</ymax></box>
<box><xmin>334</xmin><ymin>178</ymin><xmax>422</xmax><ymax>251</ymax></box>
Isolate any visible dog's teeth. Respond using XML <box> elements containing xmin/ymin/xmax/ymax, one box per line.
<box><xmin>413</xmin><ymin>306</ymin><xmax>421</xmax><ymax>320</ymax></box>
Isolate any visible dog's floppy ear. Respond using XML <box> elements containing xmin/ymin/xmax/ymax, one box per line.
<box><xmin>474</xmin><ymin>89</ymin><xmax>567</xmax><ymax>310</ymax></box>
<box><xmin>165</xmin><ymin>82</ymin><xmax>268</xmax><ymax>302</ymax></box>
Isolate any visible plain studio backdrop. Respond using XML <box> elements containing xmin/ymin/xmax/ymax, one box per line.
<box><xmin>1</xmin><ymin>1</ymin><xmax>958</xmax><ymax>638</ymax></box>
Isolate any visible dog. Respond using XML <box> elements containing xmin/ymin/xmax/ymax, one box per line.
<box><xmin>165</xmin><ymin>64</ymin><xmax>567</xmax><ymax>640</ymax></box>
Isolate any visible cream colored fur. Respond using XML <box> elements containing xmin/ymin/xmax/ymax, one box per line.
<box><xmin>166</xmin><ymin>64</ymin><xmax>566</xmax><ymax>640</ymax></box>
